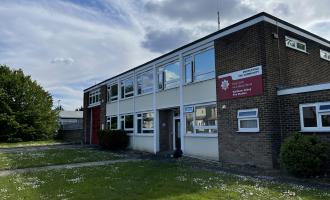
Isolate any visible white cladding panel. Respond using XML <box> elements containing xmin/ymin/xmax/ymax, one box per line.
<box><xmin>156</xmin><ymin>88</ymin><xmax>180</xmax><ymax>109</ymax></box>
<box><xmin>134</xmin><ymin>136</ymin><xmax>154</xmax><ymax>152</ymax></box>
<box><xmin>119</xmin><ymin>98</ymin><xmax>134</xmax><ymax>114</ymax></box>
<box><xmin>106</xmin><ymin>102</ymin><xmax>118</xmax><ymax>116</ymax></box>
<box><xmin>135</xmin><ymin>94</ymin><xmax>153</xmax><ymax>112</ymax></box>
<box><xmin>184</xmin><ymin>136</ymin><xmax>219</xmax><ymax>160</ymax></box>
<box><xmin>183</xmin><ymin>79</ymin><xmax>216</xmax><ymax>105</ymax></box>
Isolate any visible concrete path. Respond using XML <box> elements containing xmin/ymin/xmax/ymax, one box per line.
<box><xmin>0</xmin><ymin>159</ymin><xmax>141</xmax><ymax>177</ymax></box>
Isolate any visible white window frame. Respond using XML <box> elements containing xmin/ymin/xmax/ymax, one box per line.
<box><xmin>184</xmin><ymin>47</ymin><xmax>215</xmax><ymax>84</ymax></box>
<box><xmin>237</xmin><ymin>108</ymin><xmax>260</xmax><ymax>132</ymax></box>
<box><xmin>285</xmin><ymin>36</ymin><xmax>307</xmax><ymax>53</ymax></box>
<box><xmin>300</xmin><ymin>102</ymin><xmax>330</xmax><ymax>132</ymax></box>
<box><xmin>320</xmin><ymin>49</ymin><xmax>330</xmax><ymax>62</ymax></box>
<box><xmin>136</xmin><ymin>111</ymin><xmax>154</xmax><ymax>135</ymax></box>
<box><xmin>136</xmin><ymin>70</ymin><xmax>154</xmax><ymax>95</ymax></box>
<box><xmin>106</xmin><ymin>115</ymin><xmax>118</xmax><ymax>130</ymax></box>
<box><xmin>157</xmin><ymin>60</ymin><xmax>180</xmax><ymax>90</ymax></box>
<box><xmin>184</xmin><ymin>103</ymin><xmax>218</xmax><ymax>136</ymax></box>
<box><xmin>120</xmin><ymin>114</ymin><xmax>134</xmax><ymax>134</ymax></box>
<box><xmin>120</xmin><ymin>78</ymin><xmax>134</xmax><ymax>99</ymax></box>
<box><xmin>89</xmin><ymin>89</ymin><xmax>101</xmax><ymax>105</ymax></box>
<box><xmin>108</xmin><ymin>84</ymin><xmax>118</xmax><ymax>102</ymax></box>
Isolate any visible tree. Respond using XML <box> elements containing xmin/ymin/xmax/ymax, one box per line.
<box><xmin>0</xmin><ymin>65</ymin><xmax>58</xmax><ymax>142</ymax></box>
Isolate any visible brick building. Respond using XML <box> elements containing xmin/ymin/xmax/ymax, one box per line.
<box><xmin>83</xmin><ymin>12</ymin><xmax>330</xmax><ymax>169</ymax></box>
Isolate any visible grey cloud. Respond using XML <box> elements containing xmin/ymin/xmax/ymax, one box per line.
<box><xmin>142</xmin><ymin>28</ymin><xmax>193</xmax><ymax>53</ymax></box>
<box><xmin>272</xmin><ymin>3</ymin><xmax>290</xmax><ymax>15</ymax></box>
<box><xmin>310</xmin><ymin>21</ymin><xmax>330</xmax><ymax>39</ymax></box>
<box><xmin>144</xmin><ymin>0</ymin><xmax>255</xmax><ymax>23</ymax></box>
<box><xmin>51</xmin><ymin>57</ymin><xmax>75</xmax><ymax>65</ymax></box>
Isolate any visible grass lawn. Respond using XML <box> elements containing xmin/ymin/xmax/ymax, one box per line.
<box><xmin>0</xmin><ymin>140</ymin><xmax>64</xmax><ymax>148</ymax></box>
<box><xmin>0</xmin><ymin>148</ymin><xmax>119</xmax><ymax>170</ymax></box>
<box><xmin>0</xmin><ymin>161</ymin><xmax>329</xmax><ymax>200</ymax></box>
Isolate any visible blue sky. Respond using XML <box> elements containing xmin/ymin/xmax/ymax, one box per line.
<box><xmin>0</xmin><ymin>0</ymin><xmax>329</xmax><ymax>110</ymax></box>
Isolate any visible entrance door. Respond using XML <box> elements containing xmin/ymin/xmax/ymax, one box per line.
<box><xmin>91</xmin><ymin>107</ymin><xmax>100</xmax><ymax>144</ymax></box>
<box><xmin>173</xmin><ymin>117</ymin><xmax>181</xmax><ymax>150</ymax></box>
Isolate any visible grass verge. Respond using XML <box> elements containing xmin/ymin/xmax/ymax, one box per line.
<box><xmin>0</xmin><ymin>140</ymin><xmax>65</xmax><ymax>148</ymax></box>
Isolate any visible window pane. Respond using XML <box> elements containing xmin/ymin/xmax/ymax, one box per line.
<box><xmin>143</xmin><ymin>113</ymin><xmax>154</xmax><ymax>129</ymax></box>
<box><xmin>238</xmin><ymin>111</ymin><xmax>257</xmax><ymax>117</ymax></box>
<box><xmin>137</xmin><ymin>119</ymin><xmax>142</xmax><ymax>133</ymax></box>
<box><xmin>137</xmin><ymin>76</ymin><xmax>143</xmax><ymax>94</ymax></box>
<box><xmin>125</xmin><ymin>115</ymin><xmax>134</xmax><ymax>129</ymax></box>
<box><xmin>111</xmin><ymin>84</ymin><xmax>118</xmax><ymax>100</ymax></box>
<box><xmin>196</xmin><ymin>128</ymin><xmax>217</xmax><ymax>134</ymax></box>
<box><xmin>240</xmin><ymin>119</ymin><xmax>258</xmax><ymax>128</ymax></box>
<box><xmin>186</xmin><ymin>113</ymin><xmax>193</xmax><ymax>134</ymax></box>
<box><xmin>320</xmin><ymin>105</ymin><xmax>330</xmax><ymax>111</ymax></box>
<box><xmin>121</xmin><ymin>84</ymin><xmax>125</xmax><ymax>99</ymax></box>
<box><xmin>164</xmin><ymin>62</ymin><xmax>180</xmax><ymax>88</ymax></box>
<box><xmin>158</xmin><ymin>68</ymin><xmax>164</xmax><ymax>90</ymax></box>
<box><xmin>194</xmin><ymin>49</ymin><xmax>215</xmax><ymax>81</ymax></box>
<box><xmin>185</xmin><ymin>57</ymin><xmax>193</xmax><ymax>83</ymax></box>
<box><xmin>195</xmin><ymin>105</ymin><xmax>217</xmax><ymax>126</ymax></box>
<box><xmin>120</xmin><ymin>120</ymin><xmax>124</xmax><ymax>130</ymax></box>
<box><xmin>125</xmin><ymin>79</ymin><xmax>133</xmax><ymax>94</ymax></box>
<box><xmin>303</xmin><ymin>107</ymin><xmax>317</xmax><ymax>127</ymax></box>
<box><xmin>143</xmin><ymin>130</ymin><xmax>154</xmax><ymax>133</ymax></box>
<box><xmin>138</xmin><ymin>71</ymin><xmax>153</xmax><ymax>94</ymax></box>
<box><xmin>111</xmin><ymin>117</ymin><xmax>117</xmax><ymax>129</ymax></box>
<box><xmin>321</xmin><ymin>114</ymin><xmax>330</xmax><ymax>127</ymax></box>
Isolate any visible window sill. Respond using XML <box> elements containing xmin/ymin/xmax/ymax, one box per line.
<box><xmin>185</xmin><ymin>134</ymin><xmax>218</xmax><ymax>138</ymax></box>
<box><xmin>88</xmin><ymin>102</ymin><xmax>101</xmax><ymax>108</ymax></box>
<box><xmin>157</xmin><ymin>85</ymin><xmax>179</xmax><ymax>93</ymax></box>
<box><xmin>183</xmin><ymin>77</ymin><xmax>215</xmax><ymax>86</ymax></box>
<box><xmin>135</xmin><ymin>134</ymin><xmax>154</xmax><ymax>137</ymax></box>
<box><xmin>236</xmin><ymin>130</ymin><xmax>260</xmax><ymax>133</ymax></box>
<box><xmin>135</xmin><ymin>92</ymin><xmax>153</xmax><ymax>98</ymax></box>
<box><xmin>300</xmin><ymin>130</ymin><xmax>330</xmax><ymax>133</ymax></box>
<box><xmin>120</xmin><ymin>96</ymin><xmax>134</xmax><ymax>101</ymax></box>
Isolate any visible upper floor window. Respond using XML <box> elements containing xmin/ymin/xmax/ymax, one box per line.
<box><xmin>185</xmin><ymin>48</ymin><xmax>215</xmax><ymax>83</ymax></box>
<box><xmin>137</xmin><ymin>70</ymin><xmax>153</xmax><ymax>95</ymax></box>
<box><xmin>89</xmin><ymin>89</ymin><xmax>100</xmax><ymax>105</ymax></box>
<box><xmin>285</xmin><ymin>36</ymin><xmax>306</xmax><ymax>53</ymax></box>
<box><xmin>185</xmin><ymin>104</ymin><xmax>217</xmax><ymax>134</ymax></box>
<box><xmin>158</xmin><ymin>61</ymin><xmax>180</xmax><ymax>90</ymax></box>
<box><xmin>121</xmin><ymin>78</ymin><xmax>134</xmax><ymax>99</ymax></box>
<box><xmin>320</xmin><ymin>49</ymin><xmax>330</xmax><ymax>62</ymax></box>
<box><xmin>300</xmin><ymin>102</ymin><xmax>330</xmax><ymax>132</ymax></box>
<box><xmin>107</xmin><ymin>84</ymin><xmax>118</xmax><ymax>102</ymax></box>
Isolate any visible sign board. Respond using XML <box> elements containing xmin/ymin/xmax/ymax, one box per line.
<box><xmin>218</xmin><ymin>66</ymin><xmax>263</xmax><ymax>100</ymax></box>
<box><xmin>184</xmin><ymin>106</ymin><xmax>194</xmax><ymax>113</ymax></box>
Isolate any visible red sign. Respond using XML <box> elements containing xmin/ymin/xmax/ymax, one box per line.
<box><xmin>218</xmin><ymin>66</ymin><xmax>263</xmax><ymax>100</ymax></box>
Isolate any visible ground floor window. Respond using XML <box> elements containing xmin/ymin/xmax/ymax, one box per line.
<box><xmin>136</xmin><ymin>112</ymin><xmax>154</xmax><ymax>134</ymax></box>
<box><xmin>300</xmin><ymin>102</ymin><xmax>330</xmax><ymax>131</ymax></box>
<box><xmin>120</xmin><ymin>114</ymin><xmax>134</xmax><ymax>134</ymax></box>
<box><xmin>237</xmin><ymin>109</ymin><xmax>259</xmax><ymax>132</ymax></box>
<box><xmin>185</xmin><ymin>104</ymin><xmax>217</xmax><ymax>134</ymax></box>
<box><xmin>106</xmin><ymin>116</ymin><xmax>118</xmax><ymax>130</ymax></box>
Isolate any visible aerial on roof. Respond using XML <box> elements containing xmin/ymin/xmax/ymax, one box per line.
<box><xmin>84</xmin><ymin>12</ymin><xmax>330</xmax><ymax>92</ymax></box>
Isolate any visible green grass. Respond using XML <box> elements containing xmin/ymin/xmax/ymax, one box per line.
<box><xmin>0</xmin><ymin>140</ymin><xmax>64</xmax><ymax>148</ymax></box>
<box><xmin>0</xmin><ymin>161</ymin><xmax>329</xmax><ymax>200</ymax></box>
<box><xmin>0</xmin><ymin>148</ymin><xmax>119</xmax><ymax>170</ymax></box>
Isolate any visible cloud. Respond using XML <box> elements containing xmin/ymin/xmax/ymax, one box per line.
<box><xmin>51</xmin><ymin>57</ymin><xmax>75</xmax><ymax>65</ymax></box>
<box><xmin>142</xmin><ymin>28</ymin><xmax>193</xmax><ymax>53</ymax></box>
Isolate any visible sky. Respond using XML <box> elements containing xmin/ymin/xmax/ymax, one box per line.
<box><xmin>0</xmin><ymin>0</ymin><xmax>329</xmax><ymax>110</ymax></box>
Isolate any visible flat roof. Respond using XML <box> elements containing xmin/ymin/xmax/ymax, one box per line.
<box><xmin>84</xmin><ymin>12</ymin><xmax>330</xmax><ymax>92</ymax></box>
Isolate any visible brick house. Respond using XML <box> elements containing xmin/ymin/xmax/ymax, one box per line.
<box><xmin>83</xmin><ymin>12</ymin><xmax>330</xmax><ymax>169</ymax></box>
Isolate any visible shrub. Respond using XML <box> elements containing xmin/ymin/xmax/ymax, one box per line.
<box><xmin>98</xmin><ymin>129</ymin><xmax>129</xmax><ymax>150</ymax></box>
<box><xmin>280</xmin><ymin>133</ymin><xmax>328</xmax><ymax>177</ymax></box>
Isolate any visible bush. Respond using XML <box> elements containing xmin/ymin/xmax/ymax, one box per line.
<box><xmin>280</xmin><ymin>133</ymin><xmax>328</xmax><ymax>177</ymax></box>
<box><xmin>98</xmin><ymin>129</ymin><xmax>129</xmax><ymax>150</ymax></box>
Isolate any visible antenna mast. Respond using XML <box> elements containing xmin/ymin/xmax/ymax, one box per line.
<box><xmin>217</xmin><ymin>0</ymin><xmax>221</xmax><ymax>30</ymax></box>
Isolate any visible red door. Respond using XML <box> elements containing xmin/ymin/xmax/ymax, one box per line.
<box><xmin>91</xmin><ymin>106</ymin><xmax>101</xmax><ymax>144</ymax></box>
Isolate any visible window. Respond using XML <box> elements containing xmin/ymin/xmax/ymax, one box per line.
<box><xmin>89</xmin><ymin>89</ymin><xmax>100</xmax><ymax>105</ymax></box>
<box><xmin>285</xmin><ymin>36</ymin><xmax>307</xmax><ymax>53</ymax></box>
<box><xmin>107</xmin><ymin>84</ymin><xmax>118</xmax><ymax>102</ymax></box>
<box><xmin>137</xmin><ymin>70</ymin><xmax>153</xmax><ymax>95</ymax></box>
<box><xmin>184</xmin><ymin>48</ymin><xmax>215</xmax><ymax>83</ymax></box>
<box><xmin>106</xmin><ymin>116</ymin><xmax>118</xmax><ymax>130</ymax></box>
<box><xmin>136</xmin><ymin>112</ymin><xmax>154</xmax><ymax>134</ymax></box>
<box><xmin>121</xmin><ymin>78</ymin><xmax>134</xmax><ymax>99</ymax></box>
<box><xmin>120</xmin><ymin>114</ymin><xmax>134</xmax><ymax>133</ymax></box>
<box><xmin>185</xmin><ymin>104</ymin><xmax>217</xmax><ymax>134</ymax></box>
<box><xmin>300</xmin><ymin>102</ymin><xmax>330</xmax><ymax>131</ymax></box>
<box><xmin>158</xmin><ymin>61</ymin><xmax>180</xmax><ymax>90</ymax></box>
<box><xmin>237</xmin><ymin>109</ymin><xmax>259</xmax><ymax>132</ymax></box>
<box><xmin>320</xmin><ymin>49</ymin><xmax>330</xmax><ymax>62</ymax></box>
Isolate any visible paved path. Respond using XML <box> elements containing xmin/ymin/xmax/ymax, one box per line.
<box><xmin>0</xmin><ymin>159</ymin><xmax>141</xmax><ymax>177</ymax></box>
